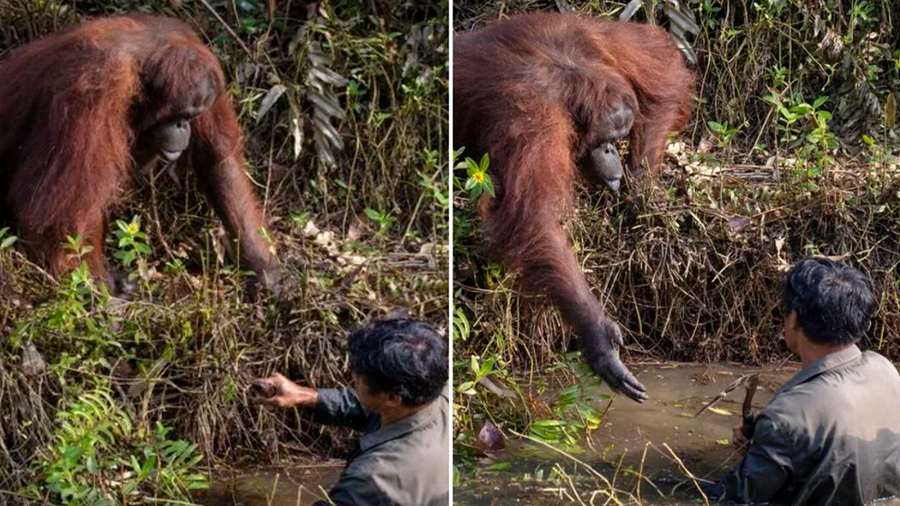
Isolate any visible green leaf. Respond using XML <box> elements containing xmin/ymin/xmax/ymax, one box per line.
<box><xmin>458</xmin><ymin>382</ymin><xmax>476</xmax><ymax>395</ymax></box>
<box><xmin>483</xmin><ymin>178</ymin><xmax>496</xmax><ymax>198</ymax></box>
<box><xmin>63</xmin><ymin>446</ymin><xmax>83</xmax><ymax>461</ymax></box>
<box><xmin>790</xmin><ymin>104</ymin><xmax>814</xmax><ymax>115</ymax></box>
<box><xmin>479</xmin><ymin>153</ymin><xmax>491</xmax><ymax>172</ymax></box>
<box><xmin>188</xmin><ymin>479</ymin><xmax>211</xmax><ymax>490</ymax></box>
<box><xmin>466</xmin><ymin>158</ymin><xmax>480</xmax><ymax>175</ymax></box>
<box><xmin>481</xmin><ymin>356</ymin><xmax>495</xmax><ymax>374</ymax></box>
<box><xmin>583</xmin><ymin>411</ymin><xmax>602</xmax><ymax>425</ymax></box>
<box><xmin>707</xmin><ymin>121</ymin><xmax>726</xmax><ymax>134</ymax></box>
<box><xmin>762</xmin><ymin>94</ymin><xmax>780</xmax><ymax>106</ymax></box>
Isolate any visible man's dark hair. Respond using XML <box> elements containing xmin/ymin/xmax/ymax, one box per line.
<box><xmin>348</xmin><ymin>318</ymin><xmax>448</xmax><ymax>407</ymax></box>
<box><xmin>781</xmin><ymin>258</ymin><xmax>877</xmax><ymax>345</ymax></box>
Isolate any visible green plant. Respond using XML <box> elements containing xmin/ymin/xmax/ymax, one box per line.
<box><xmin>418</xmin><ymin>165</ymin><xmax>450</xmax><ymax>234</ymax></box>
<box><xmin>763</xmin><ymin>92</ymin><xmax>837</xmax><ymax>179</ymax></box>
<box><xmin>112</xmin><ymin>216</ymin><xmax>151</xmax><ymax>282</ymax></box>
<box><xmin>528</xmin><ymin>353</ymin><xmax>609</xmax><ymax>447</ymax></box>
<box><xmin>11</xmin><ymin>250</ymin><xmax>119</xmax><ymax>373</ymax></box>
<box><xmin>460</xmin><ymin>153</ymin><xmax>495</xmax><ymax>199</ymax></box>
<box><xmin>452</xmin><ymin>307</ymin><xmax>471</xmax><ymax>343</ymax></box>
<box><xmin>421</xmin><ymin>172</ymin><xmax>450</xmax><ymax>212</ymax></box>
<box><xmin>0</xmin><ymin>226</ymin><xmax>17</xmax><ymax>250</ymax></box>
<box><xmin>29</xmin><ymin>387</ymin><xmax>207</xmax><ymax>506</ymax></box>
<box><xmin>457</xmin><ymin>354</ymin><xmax>500</xmax><ymax>397</ymax></box>
<box><xmin>364</xmin><ymin>207</ymin><xmax>398</xmax><ymax>235</ymax></box>
<box><xmin>290</xmin><ymin>211</ymin><xmax>312</xmax><ymax>230</ymax></box>
<box><xmin>163</xmin><ymin>258</ymin><xmax>186</xmax><ymax>275</ymax></box>
<box><xmin>452</xmin><ymin>148</ymin><xmax>496</xmax><ymax>262</ymax></box>
<box><xmin>64</xmin><ymin>234</ymin><xmax>94</xmax><ymax>263</ymax></box>
<box><xmin>706</xmin><ymin>120</ymin><xmax>743</xmax><ymax>148</ymax></box>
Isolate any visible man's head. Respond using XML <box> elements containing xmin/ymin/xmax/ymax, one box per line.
<box><xmin>781</xmin><ymin>258</ymin><xmax>877</xmax><ymax>352</ymax></box>
<box><xmin>347</xmin><ymin>318</ymin><xmax>448</xmax><ymax>414</ymax></box>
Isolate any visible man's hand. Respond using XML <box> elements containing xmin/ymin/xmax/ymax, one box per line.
<box><xmin>250</xmin><ymin>373</ymin><xmax>318</xmax><ymax>409</ymax></box>
<box><xmin>732</xmin><ymin>419</ymin><xmax>750</xmax><ymax>453</ymax></box>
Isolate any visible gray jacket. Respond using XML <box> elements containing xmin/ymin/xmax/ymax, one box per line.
<box><xmin>311</xmin><ymin>385</ymin><xmax>449</xmax><ymax>506</ymax></box>
<box><xmin>724</xmin><ymin>345</ymin><xmax>900</xmax><ymax>505</ymax></box>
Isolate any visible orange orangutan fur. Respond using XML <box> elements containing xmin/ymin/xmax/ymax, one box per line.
<box><xmin>453</xmin><ymin>13</ymin><xmax>694</xmax><ymax>400</ymax></box>
<box><xmin>0</xmin><ymin>15</ymin><xmax>278</xmax><ymax>292</ymax></box>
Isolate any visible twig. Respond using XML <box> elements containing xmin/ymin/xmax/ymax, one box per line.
<box><xmin>663</xmin><ymin>442</ymin><xmax>710</xmax><ymax>506</ymax></box>
<box><xmin>196</xmin><ymin>0</ymin><xmax>255</xmax><ymax>59</ymax></box>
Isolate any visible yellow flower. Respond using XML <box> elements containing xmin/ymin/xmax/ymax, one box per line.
<box><xmin>126</xmin><ymin>222</ymin><xmax>140</xmax><ymax>235</ymax></box>
<box><xmin>471</xmin><ymin>171</ymin><xmax>485</xmax><ymax>184</ymax></box>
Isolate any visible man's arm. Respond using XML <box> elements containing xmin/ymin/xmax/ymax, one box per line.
<box><xmin>312</xmin><ymin>388</ymin><xmax>373</xmax><ymax>431</ymax></box>
<box><xmin>251</xmin><ymin>374</ymin><xmax>374</xmax><ymax>431</ymax></box>
<box><xmin>723</xmin><ymin>415</ymin><xmax>794</xmax><ymax>503</ymax></box>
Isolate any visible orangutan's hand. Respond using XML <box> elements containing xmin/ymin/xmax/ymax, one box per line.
<box><xmin>581</xmin><ymin>318</ymin><xmax>649</xmax><ymax>403</ymax></box>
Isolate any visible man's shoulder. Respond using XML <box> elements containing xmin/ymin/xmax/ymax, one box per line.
<box><xmin>860</xmin><ymin>350</ymin><xmax>900</xmax><ymax>374</ymax></box>
<box><xmin>761</xmin><ymin>380</ymin><xmax>830</xmax><ymax>429</ymax></box>
<box><xmin>350</xmin><ymin>397</ymin><xmax>449</xmax><ymax>469</ymax></box>
<box><xmin>361</xmin><ymin>419</ymin><xmax>449</xmax><ymax>462</ymax></box>
<box><xmin>764</xmin><ymin>350</ymin><xmax>900</xmax><ymax>424</ymax></box>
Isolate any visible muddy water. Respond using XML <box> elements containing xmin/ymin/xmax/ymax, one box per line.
<box><xmin>193</xmin><ymin>465</ymin><xmax>343</xmax><ymax>506</ymax></box>
<box><xmin>455</xmin><ymin>363</ymin><xmax>800</xmax><ymax>506</ymax></box>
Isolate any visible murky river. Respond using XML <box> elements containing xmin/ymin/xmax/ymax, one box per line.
<box><xmin>193</xmin><ymin>465</ymin><xmax>342</xmax><ymax>506</ymax></box>
<box><xmin>454</xmin><ymin>363</ymin><xmax>799</xmax><ymax>506</ymax></box>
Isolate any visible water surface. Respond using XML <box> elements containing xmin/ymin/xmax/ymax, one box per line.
<box><xmin>455</xmin><ymin>363</ymin><xmax>799</xmax><ymax>506</ymax></box>
<box><xmin>194</xmin><ymin>465</ymin><xmax>342</xmax><ymax>506</ymax></box>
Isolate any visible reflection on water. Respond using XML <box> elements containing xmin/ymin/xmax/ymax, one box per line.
<box><xmin>193</xmin><ymin>465</ymin><xmax>343</xmax><ymax>506</ymax></box>
<box><xmin>454</xmin><ymin>363</ymin><xmax>799</xmax><ymax>506</ymax></box>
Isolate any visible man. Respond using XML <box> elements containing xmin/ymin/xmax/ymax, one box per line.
<box><xmin>252</xmin><ymin>318</ymin><xmax>449</xmax><ymax>506</ymax></box>
<box><xmin>716</xmin><ymin>258</ymin><xmax>900</xmax><ymax>505</ymax></box>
